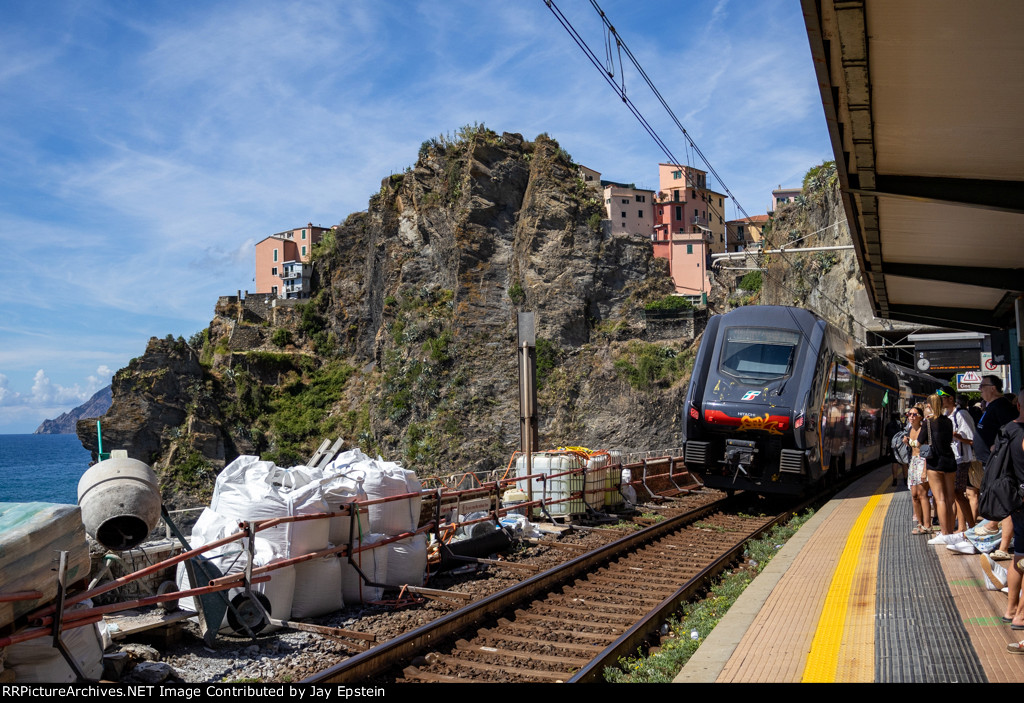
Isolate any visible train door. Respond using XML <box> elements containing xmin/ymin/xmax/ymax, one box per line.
<box><xmin>827</xmin><ymin>358</ymin><xmax>855</xmax><ymax>475</ymax></box>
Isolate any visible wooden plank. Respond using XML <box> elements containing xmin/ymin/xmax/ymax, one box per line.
<box><xmin>105</xmin><ymin>609</ymin><xmax>194</xmax><ymax>640</ymax></box>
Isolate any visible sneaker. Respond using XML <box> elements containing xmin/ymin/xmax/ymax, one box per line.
<box><xmin>947</xmin><ymin>541</ymin><xmax>977</xmax><ymax>554</ymax></box>
<box><xmin>942</xmin><ymin>531</ymin><xmax>965</xmax><ymax>545</ymax></box>
<box><xmin>992</xmin><ymin>550</ymin><xmax>1012</xmax><ymax>561</ymax></box>
<box><xmin>982</xmin><ymin>553</ymin><xmax>1008</xmax><ymax>590</ymax></box>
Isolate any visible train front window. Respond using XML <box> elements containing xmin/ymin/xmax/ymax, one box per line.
<box><xmin>720</xmin><ymin>327</ymin><xmax>800</xmax><ymax>383</ymax></box>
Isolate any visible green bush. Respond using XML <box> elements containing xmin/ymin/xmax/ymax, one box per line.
<box><xmin>614</xmin><ymin>342</ymin><xmax>692</xmax><ymax>390</ymax></box>
<box><xmin>738</xmin><ymin>270</ymin><xmax>762</xmax><ymax>293</ymax></box>
<box><xmin>188</xmin><ymin>328</ymin><xmax>210</xmax><ymax>350</ymax></box>
<box><xmin>643</xmin><ymin>296</ymin><xmax>693</xmax><ymax>313</ymax></box>
<box><xmin>508</xmin><ymin>282</ymin><xmax>525</xmax><ymax>305</ymax></box>
<box><xmin>271</xmin><ymin>328</ymin><xmax>293</xmax><ymax>348</ymax></box>
<box><xmin>535</xmin><ymin>338</ymin><xmax>559</xmax><ymax>388</ymax></box>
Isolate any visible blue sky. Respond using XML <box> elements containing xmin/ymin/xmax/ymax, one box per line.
<box><xmin>0</xmin><ymin>0</ymin><xmax>832</xmax><ymax>434</ymax></box>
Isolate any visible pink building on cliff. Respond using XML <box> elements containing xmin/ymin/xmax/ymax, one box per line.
<box><xmin>254</xmin><ymin>223</ymin><xmax>328</xmax><ymax>299</ymax></box>
<box><xmin>651</xmin><ymin>164</ymin><xmax>724</xmax><ymax>296</ymax></box>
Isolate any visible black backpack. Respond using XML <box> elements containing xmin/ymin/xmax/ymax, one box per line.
<box><xmin>978</xmin><ymin>422</ymin><xmax>1024</xmax><ymax>521</ymax></box>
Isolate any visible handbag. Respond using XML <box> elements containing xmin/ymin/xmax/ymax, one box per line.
<box><xmin>968</xmin><ymin>459</ymin><xmax>985</xmax><ymax>489</ymax></box>
<box><xmin>918</xmin><ymin>420</ymin><xmax>932</xmax><ymax>460</ymax></box>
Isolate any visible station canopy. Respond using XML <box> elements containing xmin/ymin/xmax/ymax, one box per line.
<box><xmin>802</xmin><ymin>0</ymin><xmax>1024</xmax><ymax>333</ymax></box>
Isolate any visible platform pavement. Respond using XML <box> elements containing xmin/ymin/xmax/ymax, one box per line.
<box><xmin>675</xmin><ymin>464</ymin><xmax>1024</xmax><ymax>683</ymax></box>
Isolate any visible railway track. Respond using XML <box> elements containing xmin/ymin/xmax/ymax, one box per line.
<box><xmin>306</xmin><ymin>497</ymin><xmax>789</xmax><ymax>684</ymax></box>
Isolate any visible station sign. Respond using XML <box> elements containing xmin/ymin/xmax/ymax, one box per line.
<box><xmin>956</xmin><ymin>371</ymin><xmax>981</xmax><ymax>392</ymax></box>
<box><xmin>979</xmin><ymin>352</ymin><xmax>1010</xmax><ymax>389</ymax></box>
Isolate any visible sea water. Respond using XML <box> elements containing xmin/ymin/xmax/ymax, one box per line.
<box><xmin>0</xmin><ymin>434</ymin><xmax>92</xmax><ymax>504</ymax></box>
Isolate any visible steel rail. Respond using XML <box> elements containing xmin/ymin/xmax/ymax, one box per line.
<box><xmin>567</xmin><ymin>509</ymin><xmax>792</xmax><ymax>682</ymax></box>
<box><xmin>305</xmin><ymin>496</ymin><xmax>729</xmax><ymax>684</ymax></box>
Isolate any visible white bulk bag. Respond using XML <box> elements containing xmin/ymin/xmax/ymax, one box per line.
<box><xmin>341</xmin><ymin>533</ymin><xmax>388</xmax><ymax>604</ymax></box>
<box><xmin>6</xmin><ymin>600</ymin><xmax>104</xmax><ymax>683</ymax></box>
<box><xmin>319</xmin><ymin>464</ymin><xmax>370</xmax><ymax>546</ymax></box>
<box><xmin>363</xmin><ymin>462</ymin><xmax>422</xmax><ymax>535</ymax></box>
<box><xmin>210</xmin><ymin>459</ymin><xmax>330</xmax><ymax>558</ymax></box>
<box><xmin>292</xmin><ymin>552</ymin><xmax>344</xmax><ymax>618</ymax></box>
<box><xmin>381</xmin><ymin>533</ymin><xmax>427</xmax><ymax>587</ymax></box>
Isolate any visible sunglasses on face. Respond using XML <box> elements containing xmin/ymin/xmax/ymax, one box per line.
<box><xmin>907</xmin><ymin>412</ymin><xmax>920</xmax><ymax>417</ymax></box>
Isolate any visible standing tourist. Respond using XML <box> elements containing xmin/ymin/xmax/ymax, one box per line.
<box><xmin>939</xmin><ymin>386</ymin><xmax>977</xmax><ymax>530</ymax></box>
<box><xmin>976</xmin><ymin>375</ymin><xmax>1018</xmax><ymax>560</ymax></box>
<box><xmin>999</xmin><ymin>390</ymin><xmax>1024</xmax><ymax>652</ymax></box>
<box><xmin>923</xmin><ymin>394</ymin><xmax>959</xmax><ymax>543</ymax></box>
<box><xmin>904</xmin><ymin>407</ymin><xmax>931</xmax><ymax>534</ymax></box>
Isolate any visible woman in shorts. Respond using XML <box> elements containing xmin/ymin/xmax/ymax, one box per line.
<box><xmin>904</xmin><ymin>406</ymin><xmax>931</xmax><ymax>534</ymax></box>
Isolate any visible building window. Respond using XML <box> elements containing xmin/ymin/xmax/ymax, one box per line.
<box><xmin>691</xmin><ymin>190</ymin><xmax>697</xmax><ymax>199</ymax></box>
<box><xmin>621</xmin><ymin>211</ymin><xmax>627</xmax><ymax>218</ymax></box>
<box><xmin>635</xmin><ymin>194</ymin><xmax>645</xmax><ymax>202</ymax></box>
<box><xmin>272</xmin><ymin>267</ymin><xmax>277</xmax><ymax>276</ymax></box>
<box><xmin>673</xmin><ymin>170</ymin><xmax>682</xmax><ymax>179</ymax></box>
<box><xmin>638</xmin><ymin>210</ymin><xmax>644</xmax><ymax>218</ymax></box>
<box><xmin>302</xmin><ymin>245</ymin><xmax>307</xmax><ymax>256</ymax></box>
<box><xmin>687</xmin><ymin>244</ymin><xmax>693</xmax><ymax>254</ymax></box>
<box><xmin>621</xmin><ymin>198</ymin><xmax>629</xmax><ymax>204</ymax></box>
<box><xmin>273</xmin><ymin>249</ymin><xmax>278</xmax><ymax>262</ymax></box>
<box><xmin>675</xmin><ymin>206</ymin><xmax>682</xmax><ymax>221</ymax></box>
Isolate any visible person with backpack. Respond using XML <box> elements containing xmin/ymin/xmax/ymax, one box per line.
<box><xmin>888</xmin><ymin>412</ymin><xmax>909</xmax><ymax>487</ymax></box>
<box><xmin>974</xmin><ymin>376</ymin><xmax>1018</xmax><ymax>560</ymax></box>
<box><xmin>991</xmin><ymin>389</ymin><xmax>1024</xmax><ymax>652</ymax></box>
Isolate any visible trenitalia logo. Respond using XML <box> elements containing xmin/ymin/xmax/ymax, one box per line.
<box><xmin>741</xmin><ymin>390</ymin><xmax>761</xmax><ymax>400</ymax></box>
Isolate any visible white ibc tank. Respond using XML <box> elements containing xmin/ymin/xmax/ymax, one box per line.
<box><xmin>514</xmin><ymin>452</ymin><xmax>585</xmax><ymax>517</ymax></box>
<box><xmin>584</xmin><ymin>452</ymin><xmax>609</xmax><ymax>511</ymax></box>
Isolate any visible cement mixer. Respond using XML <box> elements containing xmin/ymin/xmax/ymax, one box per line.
<box><xmin>77</xmin><ymin>456</ymin><xmax>161</xmax><ymax>550</ymax></box>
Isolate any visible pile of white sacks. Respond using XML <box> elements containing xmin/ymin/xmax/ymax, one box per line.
<box><xmin>176</xmin><ymin>449</ymin><xmax>425</xmax><ymax>632</ymax></box>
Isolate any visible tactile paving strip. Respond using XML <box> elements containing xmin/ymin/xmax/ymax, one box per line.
<box><xmin>875</xmin><ymin>488</ymin><xmax>987</xmax><ymax>682</ymax></box>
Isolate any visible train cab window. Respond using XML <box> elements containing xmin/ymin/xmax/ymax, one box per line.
<box><xmin>720</xmin><ymin>327</ymin><xmax>801</xmax><ymax>383</ymax></box>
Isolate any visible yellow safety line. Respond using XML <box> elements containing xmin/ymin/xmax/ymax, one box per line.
<box><xmin>836</xmin><ymin>486</ymin><xmax>893</xmax><ymax>681</ymax></box>
<box><xmin>801</xmin><ymin>476</ymin><xmax>892</xmax><ymax>682</ymax></box>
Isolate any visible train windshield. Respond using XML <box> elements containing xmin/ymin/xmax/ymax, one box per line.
<box><xmin>720</xmin><ymin>327</ymin><xmax>801</xmax><ymax>383</ymax></box>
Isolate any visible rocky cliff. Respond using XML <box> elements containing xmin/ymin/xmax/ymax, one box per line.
<box><xmin>35</xmin><ymin>386</ymin><xmax>112</xmax><ymax>434</ymax></box>
<box><xmin>79</xmin><ymin>128</ymin><xmax>694</xmax><ymax>506</ymax></box>
<box><xmin>709</xmin><ymin>161</ymin><xmax>872</xmax><ymax>340</ymax></box>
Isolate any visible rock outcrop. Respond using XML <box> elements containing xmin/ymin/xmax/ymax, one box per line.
<box><xmin>78</xmin><ymin>128</ymin><xmax>697</xmax><ymax>504</ymax></box>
